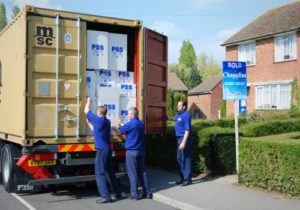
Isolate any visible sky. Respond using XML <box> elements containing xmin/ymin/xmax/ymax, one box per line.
<box><xmin>1</xmin><ymin>0</ymin><xmax>295</xmax><ymax>64</ymax></box>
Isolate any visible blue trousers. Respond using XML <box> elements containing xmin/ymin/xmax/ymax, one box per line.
<box><xmin>177</xmin><ymin>141</ymin><xmax>192</xmax><ymax>182</ymax></box>
<box><xmin>95</xmin><ymin>149</ymin><xmax>120</xmax><ymax>200</ymax></box>
<box><xmin>126</xmin><ymin>150</ymin><xmax>151</xmax><ymax>198</ymax></box>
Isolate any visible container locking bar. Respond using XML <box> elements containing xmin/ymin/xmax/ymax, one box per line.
<box><xmin>55</xmin><ymin>15</ymin><xmax>60</xmax><ymax>140</ymax></box>
<box><xmin>76</xmin><ymin>17</ymin><xmax>81</xmax><ymax>140</ymax></box>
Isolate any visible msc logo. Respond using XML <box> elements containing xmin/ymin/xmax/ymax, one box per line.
<box><xmin>34</xmin><ymin>26</ymin><xmax>55</xmax><ymax>46</ymax></box>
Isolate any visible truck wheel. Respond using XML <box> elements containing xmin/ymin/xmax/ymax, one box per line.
<box><xmin>1</xmin><ymin>144</ymin><xmax>20</xmax><ymax>192</ymax></box>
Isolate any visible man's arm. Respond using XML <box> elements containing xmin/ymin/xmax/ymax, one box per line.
<box><xmin>86</xmin><ymin>119</ymin><xmax>94</xmax><ymax>131</ymax></box>
<box><xmin>84</xmin><ymin>97</ymin><xmax>92</xmax><ymax>114</ymax></box>
<box><xmin>179</xmin><ymin>130</ymin><xmax>190</xmax><ymax>150</ymax></box>
<box><xmin>179</xmin><ymin>113</ymin><xmax>191</xmax><ymax>150</ymax></box>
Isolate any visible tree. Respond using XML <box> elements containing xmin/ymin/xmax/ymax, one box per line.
<box><xmin>0</xmin><ymin>3</ymin><xmax>7</xmax><ymax>31</ymax></box>
<box><xmin>179</xmin><ymin>40</ymin><xmax>197</xmax><ymax>68</ymax></box>
<box><xmin>197</xmin><ymin>52</ymin><xmax>222</xmax><ymax>82</ymax></box>
<box><xmin>11</xmin><ymin>5</ymin><xmax>20</xmax><ymax>19</ymax></box>
<box><xmin>187</xmin><ymin>65</ymin><xmax>202</xmax><ymax>89</ymax></box>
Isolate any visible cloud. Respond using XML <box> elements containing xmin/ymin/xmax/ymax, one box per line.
<box><xmin>216</xmin><ymin>27</ymin><xmax>239</xmax><ymax>41</ymax></box>
<box><xmin>151</xmin><ymin>20</ymin><xmax>186</xmax><ymax>39</ymax></box>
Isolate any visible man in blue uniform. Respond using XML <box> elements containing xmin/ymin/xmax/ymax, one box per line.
<box><xmin>118</xmin><ymin>107</ymin><xmax>152</xmax><ymax>200</ymax></box>
<box><xmin>175</xmin><ymin>100</ymin><xmax>192</xmax><ymax>186</ymax></box>
<box><xmin>84</xmin><ymin>97</ymin><xmax>121</xmax><ymax>203</ymax></box>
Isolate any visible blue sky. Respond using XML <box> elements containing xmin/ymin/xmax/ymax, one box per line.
<box><xmin>2</xmin><ymin>0</ymin><xmax>294</xmax><ymax>63</ymax></box>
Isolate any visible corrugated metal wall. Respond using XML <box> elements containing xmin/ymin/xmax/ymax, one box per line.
<box><xmin>0</xmin><ymin>12</ymin><xmax>27</xmax><ymax>140</ymax></box>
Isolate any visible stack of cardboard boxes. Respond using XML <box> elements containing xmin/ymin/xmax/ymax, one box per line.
<box><xmin>85</xmin><ymin>30</ymin><xmax>136</xmax><ymax>135</ymax></box>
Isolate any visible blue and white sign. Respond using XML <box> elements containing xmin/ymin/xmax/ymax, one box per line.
<box><xmin>222</xmin><ymin>61</ymin><xmax>247</xmax><ymax>100</ymax></box>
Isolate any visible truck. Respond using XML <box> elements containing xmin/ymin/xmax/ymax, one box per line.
<box><xmin>0</xmin><ymin>5</ymin><xmax>167</xmax><ymax>193</ymax></box>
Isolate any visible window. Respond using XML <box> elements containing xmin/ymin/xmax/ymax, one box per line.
<box><xmin>255</xmin><ymin>83</ymin><xmax>291</xmax><ymax>110</ymax></box>
<box><xmin>238</xmin><ymin>42</ymin><xmax>256</xmax><ymax>66</ymax></box>
<box><xmin>0</xmin><ymin>61</ymin><xmax>2</xmax><ymax>87</ymax></box>
<box><xmin>274</xmin><ymin>33</ymin><xmax>297</xmax><ymax>62</ymax></box>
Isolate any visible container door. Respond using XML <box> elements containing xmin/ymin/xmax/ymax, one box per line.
<box><xmin>26</xmin><ymin>16</ymin><xmax>86</xmax><ymax>138</ymax></box>
<box><xmin>143</xmin><ymin>28</ymin><xmax>167</xmax><ymax>134</ymax></box>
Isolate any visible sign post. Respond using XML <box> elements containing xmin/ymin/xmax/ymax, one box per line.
<box><xmin>222</xmin><ymin>61</ymin><xmax>247</xmax><ymax>173</ymax></box>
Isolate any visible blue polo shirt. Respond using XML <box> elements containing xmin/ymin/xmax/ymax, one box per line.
<box><xmin>119</xmin><ymin>118</ymin><xmax>144</xmax><ymax>151</ymax></box>
<box><xmin>175</xmin><ymin>110</ymin><xmax>192</xmax><ymax>143</ymax></box>
<box><xmin>86</xmin><ymin>111</ymin><xmax>111</xmax><ymax>151</ymax></box>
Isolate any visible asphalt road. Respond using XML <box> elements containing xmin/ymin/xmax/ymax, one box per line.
<box><xmin>0</xmin><ymin>184</ymin><xmax>177</xmax><ymax>210</ymax></box>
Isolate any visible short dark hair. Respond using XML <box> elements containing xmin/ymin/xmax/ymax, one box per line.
<box><xmin>178</xmin><ymin>99</ymin><xmax>187</xmax><ymax>107</ymax></box>
<box><xmin>128</xmin><ymin>107</ymin><xmax>139</xmax><ymax>118</ymax></box>
<box><xmin>97</xmin><ymin>106</ymin><xmax>107</xmax><ymax>116</ymax></box>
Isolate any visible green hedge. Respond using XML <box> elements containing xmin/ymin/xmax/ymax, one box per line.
<box><xmin>242</xmin><ymin>118</ymin><xmax>300</xmax><ymax>137</ymax></box>
<box><xmin>145</xmin><ymin>125</ymin><xmax>236</xmax><ymax>175</ymax></box>
<box><xmin>240</xmin><ymin>133</ymin><xmax>300</xmax><ymax>197</ymax></box>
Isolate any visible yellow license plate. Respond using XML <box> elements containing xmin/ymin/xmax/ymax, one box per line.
<box><xmin>28</xmin><ymin>160</ymin><xmax>57</xmax><ymax>166</ymax></box>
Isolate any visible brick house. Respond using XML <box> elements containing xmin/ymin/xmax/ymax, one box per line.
<box><xmin>222</xmin><ymin>2</ymin><xmax>300</xmax><ymax>116</ymax></box>
<box><xmin>188</xmin><ymin>76</ymin><xmax>222</xmax><ymax>119</ymax></box>
<box><xmin>168</xmin><ymin>72</ymin><xmax>188</xmax><ymax>95</ymax></box>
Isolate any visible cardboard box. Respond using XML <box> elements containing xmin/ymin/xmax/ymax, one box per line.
<box><xmin>97</xmin><ymin>87</ymin><xmax>120</xmax><ymax>127</ymax></box>
<box><xmin>86</xmin><ymin>70</ymin><xmax>96</xmax><ymax>98</ymax></box>
<box><xmin>108</xmin><ymin>33</ymin><xmax>128</xmax><ymax>71</ymax></box>
<box><xmin>87</xmin><ymin>30</ymin><xmax>108</xmax><ymax>69</ymax></box>
<box><xmin>120</xmin><ymin>96</ymin><xmax>137</xmax><ymax>123</ymax></box>
<box><xmin>116</xmin><ymin>83</ymin><xmax>136</xmax><ymax>97</ymax></box>
<box><xmin>116</xmin><ymin>71</ymin><xmax>134</xmax><ymax>83</ymax></box>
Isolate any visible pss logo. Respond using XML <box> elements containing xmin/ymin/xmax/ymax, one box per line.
<box><xmin>99</xmin><ymin>70</ymin><xmax>112</xmax><ymax>77</ymax></box>
<box><xmin>118</xmin><ymin>72</ymin><xmax>130</xmax><ymax>78</ymax></box>
<box><xmin>111</xmin><ymin>46</ymin><xmax>124</xmax><ymax>56</ymax></box>
<box><xmin>91</xmin><ymin>44</ymin><xmax>105</xmax><ymax>55</ymax></box>
<box><xmin>104</xmin><ymin>104</ymin><xmax>116</xmax><ymax>110</ymax></box>
<box><xmin>86</xmin><ymin>76</ymin><xmax>91</xmax><ymax>83</ymax></box>
<box><xmin>121</xmin><ymin>110</ymin><xmax>128</xmax><ymax>116</ymax></box>
<box><xmin>121</xmin><ymin>84</ymin><xmax>133</xmax><ymax>90</ymax></box>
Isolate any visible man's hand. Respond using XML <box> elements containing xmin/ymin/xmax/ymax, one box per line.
<box><xmin>87</xmin><ymin>97</ymin><xmax>92</xmax><ymax>104</ymax></box>
<box><xmin>118</xmin><ymin>118</ymin><xmax>124</xmax><ymax>126</ymax></box>
<box><xmin>84</xmin><ymin>97</ymin><xmax>92</xmax><ymax>114</ymax></box>
<box><xmin>179</xmin><ymin>142</ymin><xmax>186</xmax><ymax>150</ymax></box>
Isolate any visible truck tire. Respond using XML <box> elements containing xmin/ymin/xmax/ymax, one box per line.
<box><xmin>1</xmin><ymin>143</ymin><xmax>21</xmax><ymax>192</ymax></box>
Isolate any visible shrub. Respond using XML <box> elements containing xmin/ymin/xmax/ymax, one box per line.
<box><xmin>242</xmin><ymin>118</ymin><xmax>300</xmax><ymax>137</ymax></box>
<box><xmin>145</xmin><ymin>125</ymin><xmax>236</xmax><ymax>175</ymax></box>
<box><xmin>239</xmin><ymin>133</ymin><xmax>300</xmax><ymax>197</ymax></box>
<box><xmin>197</xmin><ymin>127</ymin><xmax>235</xmax><ymax>174</ymax></box>
<box><xmin>246</xmin><ymin>110</ymin><xmax>291</xmax><ymax>123</ymax></box>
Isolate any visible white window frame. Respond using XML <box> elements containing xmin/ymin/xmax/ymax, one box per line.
<box><xmin>238</xmin><ymin>41</ymin><xmax>256</xmax><ymax>66</ymax></box>
<box><xmin>255</xmin><ymin>82</ymin><xmax>291</xmax><ymax>110</ymax></box>
<box><xmin>274</xmin><ymin>32</ymin><xmax>297</xmax><ymax>62</ymax></box>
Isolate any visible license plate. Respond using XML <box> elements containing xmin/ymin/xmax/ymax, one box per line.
<box><xmin>28</xmin><ymin>160</ymin><xmax>56</xmax><ymax>166</ymax></box>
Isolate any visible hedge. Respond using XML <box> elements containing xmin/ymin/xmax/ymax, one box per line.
<box><xmin>240</xmin><ymin>133</ymin><xmax>300</xmax><ymax>197</ymax></box>
<box><xmin>145</xmin><ymin>125</ymin><xmax>236</xmax><ymax>175</ymax></box>
<box><xmin>241</xmin><ymin>118</ymin><xmax>300</xmax><ymax>137</ymax></box>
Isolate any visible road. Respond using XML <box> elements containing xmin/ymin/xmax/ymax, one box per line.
<box><xmin>0</xmin><ymin>184</ymin><xmax>177</xmax><ymax>210</ymax></box>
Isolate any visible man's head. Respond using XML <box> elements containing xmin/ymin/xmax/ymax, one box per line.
<box><xmin>177</xmin><ymin>99</ymin><xmax>187</xmax><ymax>112</ymax></box>
<box><xmin>128</xmin><ymin>107</ymin><xmax>139</xmax><ymax>120</ymax></box>
<box><xmin>97</xmin><ymin>106</ymin><xmax>107</xmax><ymax>117</ymax></box>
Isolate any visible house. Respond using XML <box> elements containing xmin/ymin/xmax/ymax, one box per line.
<box><xmin>188</xmin><ymin>76</ymin><xmax>222</xmax><ymax>119</ymax></box>
<box><xmin>168</xmin><ymin>72</ymin><xmax>188</xmax><ymax>95</ymax></box>
<box><xmin>222</xmin><ymin>1</ymin><xmax>300</xmax><ymax>116</ymax></box>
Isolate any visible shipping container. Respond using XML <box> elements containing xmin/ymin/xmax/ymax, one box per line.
<box><xmin>0</xmin><ymin>5</ymin><xmax>167</xmax><ymax>193</ymax></box>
